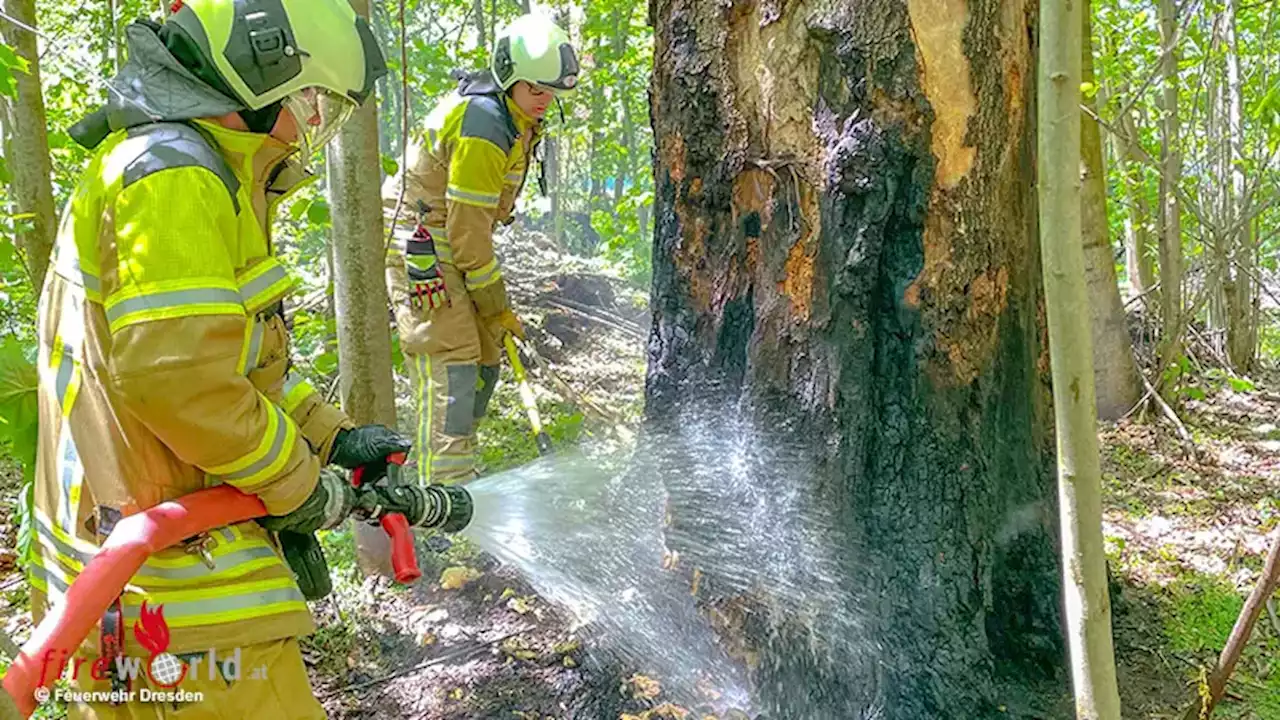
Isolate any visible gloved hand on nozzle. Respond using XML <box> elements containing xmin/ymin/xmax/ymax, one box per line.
<box><xmin>328</xmin><ymin>425</ymin><xmax>411</xmax><ymax>471</ymax></box>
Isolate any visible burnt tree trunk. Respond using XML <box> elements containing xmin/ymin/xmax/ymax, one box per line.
<box><xmin>647</xmin><ymin>1</ymin><xmax>1063</xmax><ymax>718</ymax></box>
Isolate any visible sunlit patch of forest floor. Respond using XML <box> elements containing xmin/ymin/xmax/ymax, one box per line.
<box><xmin>1104</xmin><ymin>370</ymin><xmax>1280</xmax><ymax>719</ymax></box>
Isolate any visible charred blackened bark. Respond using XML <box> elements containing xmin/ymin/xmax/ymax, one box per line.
<box><xmin>646</xmin><ymin>0</ymin><xmax>1064</xmax><ymax>717</ymax></box>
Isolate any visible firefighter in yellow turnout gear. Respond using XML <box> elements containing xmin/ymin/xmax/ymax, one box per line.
<box><xmin>30</xmin><ymin>1</ymin><xmax>406</xmax><ymax>717</ymax></box>
<box><xmin>383</xmin><ymin>14</ymin><xmax>580</xmax><ymax>485</ymax></box>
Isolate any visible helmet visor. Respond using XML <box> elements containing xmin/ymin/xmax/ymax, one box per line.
<box><xmin>536</xmin><ymin>44</ymin><xmax>580</xmax><ymax>92</ymax></box>
<box><xmin>284</xmin><ymin>88</ymin><xmax>357</xmax><ymax>159</ymax></box>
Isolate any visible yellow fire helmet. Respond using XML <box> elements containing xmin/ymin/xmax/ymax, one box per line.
<box><xmin>167</xmin><ymin>0</ymin><xmax>388</xmax><ymax>156</ymax></box>
<box><xmin>490</xmin><ymin>13</ymin><xmax>580</xmax><ymax>93</ymax></box>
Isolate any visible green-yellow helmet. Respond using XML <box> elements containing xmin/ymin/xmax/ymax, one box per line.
<box><xmin>491</xmin><ymin>13</ymin><xmax>580</xmax><ymax>93</ymax></box>
<box><xmin>168</xmin><ymin>0</ymin><xmax>387</xmax><ymax>153</ymax></box>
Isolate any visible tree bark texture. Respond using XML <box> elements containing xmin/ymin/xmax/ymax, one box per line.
<box><xmin>329</xmin><ymin>0</ymin><xmax>399</xmax><ymax>577</ymax></box>
<box><xmin>1223</xmin><ymin>0</ymin><xmax>1256</xmax><ymax>372</ymax></box>
<box><xmin>1156</xmin><ymin>0</ymin><xmax>1184</xmax><ymax>387</ymax></box>
<box><xmin>1</xmin><ymin>0</ymin><xmax>56</xmax><ymax>291</ymax></box>
<box><xmin>1206</xmin><ymin>72</ymin><xmax>1227</xmax><ymax>361</ymax></box>
<box><xmin>1117</xmin><ymin>107</ymin><xmax>1156</xmax><ymax>304</ymax></box>
<box><xmin>1080</xmin><ymin>3</ymin><xmax>1139</xmax><ymax>421</ymax></box>
<box><xmin>646</xmin><ymin>0</ymin><xmax>1062</xmax><ymax>717</ymax></box>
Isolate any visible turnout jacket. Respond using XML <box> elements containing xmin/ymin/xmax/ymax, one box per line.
<box><xmin>383</xmin><ymin>72</ymin><xmax>541</xmax><ymax>352</ymax></box>
<box><xmin>30</xmin><ymin>21</ymin><xmax>350</xmax><ymax>655</ymax></box>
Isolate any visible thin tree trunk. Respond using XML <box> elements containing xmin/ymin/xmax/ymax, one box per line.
<box><xmin>1117</xmin><ymin>106</ymin><xmax>1157</xmax><ymax>303</ymax></box>
<box><xmin>649</xmin><ymin>0</ymin><xmax>1061</xmax><ymax>715</ymax></box>
<box><xmin>472</xmin><ymin>0</ymin><xmax>488</xmax><ymax>53</ymax></box>
<box><xmin>1043</xmin><ymin>0</ymin><xmax>1123</xmax><ymax>715</ymax></box>
<box><xmin>1207</xmin><ymin>62</ymin><xmax>1229</xmax><ymax>361</ymax></box>
<box><xmin>0</xmin><ymin>0</ymin><xmax>56</xmax><ymax>292</ymax></box>
<box><xmin>1081</xmin><ymin>2</ymin><xmax>1141</xmax><ymax>421</ymax></box>
<box><xmin>1157</xmin><ymin>0</ymin><xmax>1185</xmax><ymax>392</ymax></box>
<box><xmin>111</xmin><ymin>0</ymin><xmax>123</xmax><ymax>72</ymax></box>
<box><xmin>329</xmin><ymin>0</ymin><xmax>399</xmax><ymax>578</ymax></box>
<box><xmin>100</xmin><ymin>1</ymin><xmax>112</xmax><ymax>74</ymax></box>
<box><xmin>1224</xmin><ymin>0</ymin><xmax>1255</xmax><ymax>372</ymax></box>
<box><xmin>637</xmin><ymin>197</ymin><xmax>650</xmax><ymax>246</ymax></box>
<box><xmin>612</xmin><ymin>7</ymin><xmax>628</xmax><ymax>210</ymax></box>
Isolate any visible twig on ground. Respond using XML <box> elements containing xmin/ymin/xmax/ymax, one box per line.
<box><xmin>316</xmin><ymin>630</ymin><xmax>519</xmax><ymax>700</ymax></box>
<box><xmin>540</xmin><ymin>295</ymin><xmax>645</xmax><ymax>336</ymax></box>
<box><xmin>1122</xmin><ymin>380</ymin><xmax>1159</xmax><ymax>422</ymax></box>
<box><xmin>1141</xmin><ymin>372</ymin><xmax>1195</xmax><ymax>449</ymax></box>
<box><xmin>541</xmin><ymin>299</ymin><xmax>647</xmax><ymax>341</ymax></box>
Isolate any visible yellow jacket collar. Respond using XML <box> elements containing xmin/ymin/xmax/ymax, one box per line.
<box><xmin>504</xmin><ymin>96</ymin><xmax>540</xmax><ymax>133</ymax></box>
<box><xmin>190</xmin><ymin>119</ymin><xmax>312</xmax><ymax>196</ymax></box>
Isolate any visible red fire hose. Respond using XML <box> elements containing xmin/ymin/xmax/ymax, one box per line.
<box><xmin>1</xmin><ymin>485</ymin><xmax>266</xmax><ymax>717</ymax></box>
<box><xmin>0</xmin><ymin>450</ymin><xmax>441</xmax><ymax>717</ymax></box>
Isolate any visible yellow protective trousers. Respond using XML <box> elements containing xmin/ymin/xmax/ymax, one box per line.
<box><xmin>402</xmin><ymin>265</ymin><xmax>501</xmax><ymax>485</ymax></box>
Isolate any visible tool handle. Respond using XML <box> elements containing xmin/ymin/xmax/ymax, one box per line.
<box><xmin>381</xmin><ymin>513</ymin><xmax>422</xmax><ymax>584</ymax></box>
<box><xmin>503</xmin><ymin>334</ymin><xmax>550</xmax><ymax>450</ymax></box>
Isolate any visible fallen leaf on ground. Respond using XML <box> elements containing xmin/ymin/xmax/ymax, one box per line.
<box><xmin>552</xmin><ymin>639</ymin><xmax>580</xmax><ymax>655</ymax></box>
<box><xmin>440</xmin><ymin>566</ymin><xmax>480</xmax><ymax>590</ymax></box>
<box><xmin>507</xmin><ymin>595</ymin><xmax>536</xmax><ymax>614</ymax></box>
<box><xmin>628</xmin><ymin>673</ymin><xmax>661</xmax><ymax>700</ymax></box>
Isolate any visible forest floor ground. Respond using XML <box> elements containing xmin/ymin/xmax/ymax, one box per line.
<box><xmin>2</xmin><ymin>239</ymin><xmax>1280</xmax><ymax>718</ymax></box>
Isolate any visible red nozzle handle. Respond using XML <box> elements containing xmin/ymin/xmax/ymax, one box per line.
<box><xmin>381</xmin><ymin>513</ymin><xmax>422</xmax><ymax>583</ymax></box>
<box><xmin>351</xmin><ymin>451</ymin><xmax>409</xmax><ymax>488</ymax></box>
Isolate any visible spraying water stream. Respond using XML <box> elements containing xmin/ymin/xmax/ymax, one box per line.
<box><xmin>459</xmin><ymin>401</ymin><xmax>882</xmax><ymax>718</ymax></box>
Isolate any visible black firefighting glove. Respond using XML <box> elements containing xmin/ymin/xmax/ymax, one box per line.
<box><xmin>328</xmin><ymin>425</ymin><xmax>412</xmax><ymax>471</ymax></box>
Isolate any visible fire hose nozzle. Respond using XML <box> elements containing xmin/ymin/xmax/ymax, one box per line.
<box><xmin>421</xmin><ymin>485</ymin><xmax>473</xmax><ymax>533</ymax></box>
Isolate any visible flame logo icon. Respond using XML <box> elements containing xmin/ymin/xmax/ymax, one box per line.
<box><xmin>133</xmin><ymin>601</ymin><xmax>187</xmax><ymax>689</ymax></box>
